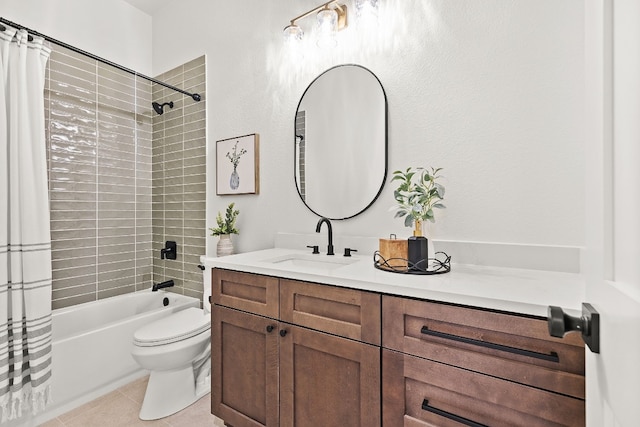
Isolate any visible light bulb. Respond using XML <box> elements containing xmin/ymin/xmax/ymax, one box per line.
<box><xmin>283</xmin><ymin>24</ymin><xmax>304</xmax><ymax>46</ymax></box>
<box><xmin>316</xmin><ymin>8</ymin><xmax>338</xmax><ymax>48</ymax></box>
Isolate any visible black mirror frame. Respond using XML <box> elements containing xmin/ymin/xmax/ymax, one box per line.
<box><xmin>293</xmin><ymin>64</ymin><xmax>388</xmax><ymax>220</ymax></box>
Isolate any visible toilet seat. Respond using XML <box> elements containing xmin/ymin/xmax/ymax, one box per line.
<box><xmin>134</xmin><ymin>307</ymin><xmax>210</xmax><ymax>347</ymax></box>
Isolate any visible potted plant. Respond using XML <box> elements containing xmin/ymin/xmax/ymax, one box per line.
<box><xmin>210</xmin><ymin>203</ymin><xmax>240</xmax><ymax>256</ymax></box>
<box><xmin>391</xmin><ymin>167</ymin><xmax>446</xmax><ymax>236</ymax></box>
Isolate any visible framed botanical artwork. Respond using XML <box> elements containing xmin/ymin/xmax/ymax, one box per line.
<box><xmin>216</xmin><ymin>133</ymin><xmax>260</xmax><ymax>195</ymax></box>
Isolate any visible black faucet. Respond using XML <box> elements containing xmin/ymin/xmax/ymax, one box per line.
<box><xmin>152</xmin><ymin>279</ymin><xmax>174</xmax><ymax>291</ymax></box>
<box><xmin>315</xmin><ymin>217</ymin><xmax>334</xmax><ymax>255</ymax></box>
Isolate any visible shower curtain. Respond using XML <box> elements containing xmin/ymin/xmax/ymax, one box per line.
<box><xmin>0</xmin><ymin>26</ymin><xmax>53</xmax><ymax>422</ymax></box>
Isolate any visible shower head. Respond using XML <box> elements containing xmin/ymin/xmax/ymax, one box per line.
<box><xmin>152</xmin><ymin>101</ymin><xmax>174</xmax><ymax>115</ymax></box>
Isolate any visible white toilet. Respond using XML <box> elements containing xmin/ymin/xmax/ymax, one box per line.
<box><xmin>131</xmin><ymin>270</ymin><xmax>212</xmax><ymax>420</ymax></box>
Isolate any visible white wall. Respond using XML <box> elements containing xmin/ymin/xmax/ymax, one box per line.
<box><xmin>0</xmin><ymin>0</ymin><xmax>152</xmax><ymax>74</ymax></box>
<box><xmin>152</xmin><ymin>0</ymin><xmax>585</xmax><ymax>258</ymax></box>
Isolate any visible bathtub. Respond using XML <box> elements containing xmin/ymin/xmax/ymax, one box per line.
<box><xmin>15</xmin><ymin>290</ymin><xmax>200</xmax><ymax>426</ymax></box>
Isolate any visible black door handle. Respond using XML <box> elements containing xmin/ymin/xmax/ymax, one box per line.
<box><xmin>266</xmin><ymin>325</ymin><xmax>275</xmax><ymax>333</ymax></box>
<box><xmin>548</xmin><ymin>303</ymin><xmax>600</xmax><ymax>353</ymax></box>
<box><xmin>279</xmin><ymin>329</ymin><xmax>288</xmax><ymax>337</ymax></box>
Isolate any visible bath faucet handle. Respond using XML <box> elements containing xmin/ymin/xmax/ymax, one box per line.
<box><xmin>343</xmin><ymin>248</ymin><xmax>357</xmax><ymax>257</ymax></box>
<box><xmin>306</xmin><ymin>245</ymin><xmax>320</xmax><ymax>254</ymax></box>
<box><xmin>160</xmin><ymin>241</ymin><xmax>177</xmax><ymax>260</ymax></box>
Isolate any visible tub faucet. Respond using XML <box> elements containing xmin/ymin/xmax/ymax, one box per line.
<box><xmin>315</xmin><ymin>217</ymin><xmax>334</xmax><ymax>255</ymax></box>
<box><xmin>152</xmin><ymin>280</ymin><xmax>175</xmax><ymax>292</ymax></box>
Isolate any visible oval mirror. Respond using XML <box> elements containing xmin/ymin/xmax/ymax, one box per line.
<box><xmin>294</xmin><ymin>64</ymin><xmax>387</xmax><ymax>220</ymax></box>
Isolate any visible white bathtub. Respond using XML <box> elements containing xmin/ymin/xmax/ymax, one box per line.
<box><xmin>13</xmin><ymin>290</ymin><xmax>200</xmax><ymax>427</ymax></box>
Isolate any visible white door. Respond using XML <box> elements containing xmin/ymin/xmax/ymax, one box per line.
<box><xmin>584</xmin><ymin>0</ymin><xmax>640</xmax><ymax>425</ymax></box>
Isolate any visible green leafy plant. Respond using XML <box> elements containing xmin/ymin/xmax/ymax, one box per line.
<box><xmin>391</xmin><ymin>167</ymin><xmax>446</xmax><ymax>227</ymax></box>
<box><xmin>210</xmin><ymin>203</ymin><xmax>240</xmax><ymax>236</ymax></box>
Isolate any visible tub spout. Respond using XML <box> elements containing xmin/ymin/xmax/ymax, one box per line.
<box><xmin>152</xmin><ymin>280</ymin><xmax>174</xmax><ymax>292</ymax></box>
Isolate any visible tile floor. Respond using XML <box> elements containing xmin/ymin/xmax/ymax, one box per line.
<box><xmin>40</xmin><ymin>376</ymin><xmax>224</xmax><ymax>427</ymax></box>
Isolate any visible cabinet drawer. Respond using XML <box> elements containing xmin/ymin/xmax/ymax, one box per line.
<box><xmin>212</xmin><ymin>269</ymin><xmax>279</xmax><ymax>318</ymax></box>
<box><xmin>280</xmin><ymin>279</ymin><xmax>381</xmax><ymax>345</ymax></box>
<box><xmin>382</xmin><ymin>296</ymin><xmax>585</xmax><ymax>399</ymax></box>
<box><xmin>383</xmin><ymin>349</ymin><xmax>585</xmax><ymax>427</ymax></box>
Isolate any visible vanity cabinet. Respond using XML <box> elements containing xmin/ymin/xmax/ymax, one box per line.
<box><xmin>382</xmin><ymin>295</ymin><xmax>585</xmax><ymax>426</ymax></box>
<box><xmin>211</xmin><ymin>268</ymin><xmax>586</xmax><ymax>427</ymax></box>
<box><xmin>211</xmin><ymin>269</ymin><xmax>381</xmax><ymax>427</ymax></box>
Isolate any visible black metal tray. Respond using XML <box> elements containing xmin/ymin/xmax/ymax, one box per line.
<box><xmin>373</xmin><ymin>251</ymin><xmax>451</xmax><ymax>275</ymax></box>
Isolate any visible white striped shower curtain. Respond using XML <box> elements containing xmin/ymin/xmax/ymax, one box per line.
<box><xmin>0</xmin><ymin>26</ymin><xmax>53</xmax><ymax>422</ymax></box>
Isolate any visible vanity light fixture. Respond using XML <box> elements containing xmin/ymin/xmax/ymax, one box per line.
<box><xmin>283</xmin><ymin>0</ymin><xmax>348</xmax><ymax>47</ymax></box>
<box><xmin>355</xmin><ymin>0</ymin><xmax>379</xmax><ymax>26</ymax></box>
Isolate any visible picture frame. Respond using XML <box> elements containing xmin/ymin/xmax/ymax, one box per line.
<box><xmin>216</xmin><ymin>133</ymin><xmax>260</xmax><ymax>195</ymax></box>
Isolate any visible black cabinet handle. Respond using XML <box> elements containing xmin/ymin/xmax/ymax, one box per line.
<box><xmin>422</xmin><ymin>399</ymin><xmax>487</xmax><ymax>427</ymax></box>
<box><xmin>266</xmin><ymin>325</ymin><xmax>275</xmax><ymax>333</ymax></box>
<box><xmin>420</xmin><ymin>326</ymin><xmax>560</xmax><ymax>363</ymax></box>
<box><xmin>279</xmin><ymin>329</ymin><xmax>288</xmax><ymax>337</ymax></box>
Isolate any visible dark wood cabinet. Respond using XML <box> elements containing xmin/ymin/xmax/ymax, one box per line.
<box><xmin>212</xmin><ymin>269</ymin><xmax>279</xmax><ymax>318</ymax></box>
<box><xmin>383</xmin><ymin>349</ymin><xmax>585</xmax><ymax>427</ymax></box>
<box><xmin>211</xmin><ymin>268</ymin><xmax>586</xmax><ymax>427</ymax></box>
<box><xmin>382</xmin><ymin>295</ymin><xmax>586</xmax><ymax>426</ymax></box>
<box><xmin>280</xmin><ymin>324</ymin><xmax>380</xmax><ymax>427</ymax></box>
<box><xmin>211</xmin><ymin>269</ymin><xmax>381</xmax><ymax>427</ymax></box>
<box><xmin>279</xmin><ymin>278</ymin><xmax>381</xmax><ymax>345</ymax></box>
<box><xmin>211</xmin><ymin>306</ymin><xmax>278</xmax><ymax>427</ymax></box>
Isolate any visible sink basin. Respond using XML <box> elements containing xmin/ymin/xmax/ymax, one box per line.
<box><xmin>265</xmin><ymin>253</ymin><xmax>358</xmax><ymax>272</ymax></box>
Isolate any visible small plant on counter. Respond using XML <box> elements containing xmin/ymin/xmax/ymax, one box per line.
<box><xmin>210</xmin><ymin>203</ymin><xmax>240</xmax><ymax>236</ymax></box>
<box><xmin>391</xmin><ymin>167</ymin><xmax>446</xmax><ymax>227</ymax></box>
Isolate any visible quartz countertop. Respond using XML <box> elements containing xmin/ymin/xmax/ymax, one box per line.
<box><xmin>201</xmin><ymin>248</ymin><xmax>585</xmax><ymax>318</ymax></box>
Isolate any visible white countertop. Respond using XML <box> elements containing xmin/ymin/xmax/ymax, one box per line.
<box><xmin>201</xmin><ymin>248</ymin><xmax>586</xmax><ymax>318</ymax></box>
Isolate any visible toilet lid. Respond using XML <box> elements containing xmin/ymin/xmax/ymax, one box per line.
<box><xmin>133</xmin><ymin>307</ymin><xmax>210</xmax><ymax>347</ymax></box>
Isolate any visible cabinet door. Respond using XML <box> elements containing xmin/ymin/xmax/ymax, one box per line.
<box><xmin>212</xmin><ymin>306</ymin><xmax>279</xmax><ymax>427</ymax></box>
<box><xmin>383</xmin><ymin>349</ymin><xmax>584</xmax><ymax>427</ymax></box>
<box><xmin>279</xmin><ymin>324</ymin><xmax>381</xmax><ymax>427</ymax></box>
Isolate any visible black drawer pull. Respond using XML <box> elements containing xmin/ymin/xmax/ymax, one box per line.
<box><xmin>420</xmin><ymin>326</ymin><xmax>560</xmax><ymax>363</ymax></box>
<box><xmin>422</xmin><ymin>399</ymin><xmax>487</xmax><ymax>427</ymax></box>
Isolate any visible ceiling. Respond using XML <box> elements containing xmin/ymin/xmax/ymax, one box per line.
<box><xmin>122</xmin><ymin>0</ymin><xmax>174</xmax><ymax>15</ymax></box>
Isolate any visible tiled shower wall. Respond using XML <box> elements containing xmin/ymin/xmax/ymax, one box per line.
<box><xmin>151</xmin><ymin>57</ymin><xmax>207</xmax><ymax>302</ymax></box>
<box><xmin>46</xmin><ymin>46</ymin><xmax>153</xmax><ymax>310</ymax></box>
<box><xmin>46</xmin><ymin>45</ymin><xmax>206</xmax><ymax>309</ymax></box>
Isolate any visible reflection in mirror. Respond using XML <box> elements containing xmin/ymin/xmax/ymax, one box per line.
<box><xmin>295</xmin><ymin>64</ymin><xmax>387</xmax><ymax>219</ymax></box>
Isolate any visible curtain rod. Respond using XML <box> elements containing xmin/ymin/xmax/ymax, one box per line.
<box><xmin>0</xmin><ymin>17</ymin><xmax>201</xmax><ymax>102</ymax></box>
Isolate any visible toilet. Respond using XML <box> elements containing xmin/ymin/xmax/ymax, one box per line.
<box><xmin>131</xmin><ymin>269</ymin><xmax>212</xmax><ymax>420</ymax></box>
